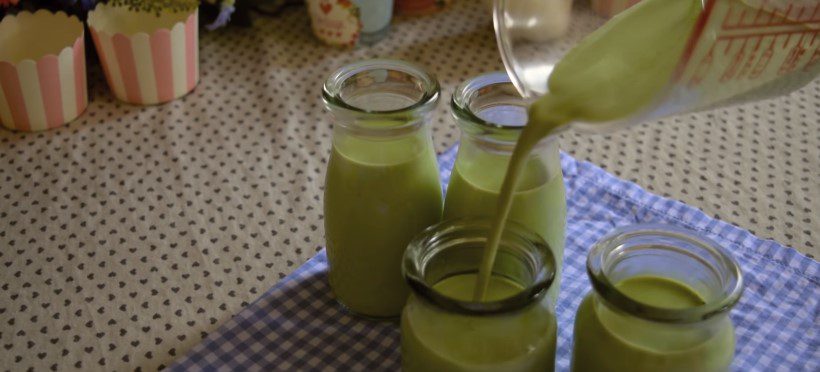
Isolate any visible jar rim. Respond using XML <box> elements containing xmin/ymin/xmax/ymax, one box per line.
<box><xmin>403</xmin><ymin>218</ymin><xmax>556</xmax><ymax>315</ymax></box>
<box><xmin>587</xmin><ymin>223</ymin><xmax>744</xmax><ymax>323</ymax></box>
<box><xmin>322</xmin><ymin>59</ymin><xmax>440</xmax><ymax>116</ymax></box>
<box><xmin>451</xmin><ymin>71</ymin><xmax>534</xmax><ymax>134</ymax></box>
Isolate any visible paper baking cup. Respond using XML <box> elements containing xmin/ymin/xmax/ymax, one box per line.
<box><xmin>88</xmin><ymin>4</ymin><xmax>198</xmax><ymax>105</ymax></box>
<box><xmin>0</xmin><ymin>11</ymin><xmax>87</xmax><ymax>131</ymax></box>
<box><xmin>591</xmin><ymin>0</ymin><xmax>643</xmax><ymax>18</ymax></box>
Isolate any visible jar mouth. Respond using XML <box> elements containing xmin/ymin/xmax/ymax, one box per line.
<box><xmin>403</xmin><ymin>218</ymin><xmax>555</xmax><ymax>315</ymax></box>
<box><xmin>322</xmin><ymin>59</ymin><xmax>440</xmax><ymax>117</ymax></box>
<box><xmin>452</xmin><ymin>71</ymin><xmax>534</xmax><ymax>135</ymax></box>
<box><xmin>451</xmin><ymin>72</ymin><xmax>564</xmax><ymax>148</ymax></box>
<box><xmin>587</xmin><ymin>224</ymin><xmax>744</xmax><ymax>323</ymax></box>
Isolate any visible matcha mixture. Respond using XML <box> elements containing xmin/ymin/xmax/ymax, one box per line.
<box><xmin>571</xmin><ymin>276</ymin><xmax>735</xmax><ymax>372</ymax></box>
<box><xmin>401</xmin><ymin>274</ymin><xmax>556</xmax><ymax>371</ymax></box>
<box><xmin>444</xmin><ymin>141</ymin><xmax>566</xmax><ymax>302</ymax></box>
<box><xmin>324</xmin><ymin>131</ymin><xmax>442</xmax><ymax>317</ymax></box>
<box><xmin>473</xmin><ymin>0</ymin><xmax>702</xmax><ymax>300</ymax></box>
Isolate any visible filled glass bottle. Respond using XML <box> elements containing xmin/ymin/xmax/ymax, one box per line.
<box><xmin>572</xmin><ymin>224</ymin><xmax>745</xmax><ymax>372</ymax></box>
<box><xmin>323</xmin><ymin>59</ymin><xmax>442</xmax><ymax>318</ymax></box>
<box><xmin>443</xmin><ymin>72</ymin><xmax>566</xmax><ymax>303</ymax></box>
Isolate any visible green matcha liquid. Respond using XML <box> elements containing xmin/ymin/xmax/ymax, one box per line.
<box><xmin>474</xmin><ymin>0</ymin><xmax>704</xmax><ymax>301</ymax></box>
<box><xmin>325</xmin><ymin>133</ymin><xmax>442</xmax><ymax>317</ymax></box>
<box><xmin>444</xmin><ymin>162</ymin><xmax>566</xmax><ymax>277</ymax></box>
<box><xmin>400</xmin><ymin>219</ymin><xmax>558</xmax><ymax>372</ymax></box>
<box><xmin>481</xmin><ymin>0</ymin><xmax>816</xmax><ymax>299</ymax></box>
<box><xmin>444</xmin><ymin>72</ymin><xmax>567</xmax><ymax>304</ymax></box>
<box><xmin>617</xmin><ymin>276</ymin><xmax>706</xmax><ymax>308</ymax></box>
<box><xmin>572</xmin><ymin>276</ymin><xmax>735</xmax><ymax>372</ymax></box>
<box><xmin>402</xmin><ymin>274</ymin><xmax>556</xmax><ymax>372</ymax></box>
<box><xmin>322</xmin><ymin>60</ymin><xmax>442</xmax><ymax>318</ymax></box>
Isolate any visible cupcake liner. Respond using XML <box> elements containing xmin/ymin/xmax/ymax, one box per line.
<box><xmin>88</xmin><ymin>4</ymin><xmax>198</xmax><ymax>105</ymax></box>
<box><xmin>0</xmin><ymin>10</ymin><xmax>87</xmax><ymax>131</ymax></box>
<box><xmin>590</xmin><ymin>0</ymin><xmax>643</xmax><ymax>18</ymax></box>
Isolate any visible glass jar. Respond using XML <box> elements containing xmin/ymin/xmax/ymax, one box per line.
<box><xmin>354</xmin><ymin>0</ymin><xmax>393</xmax><ymax>45</ymax></box>
<box><xmin>572</xmin><ymin>224</ymin><xmax>745</xmax><ymax>372</ymax></box>
<box><xmin>323</xmin><ymin>59</ymin><xmax>443</xmax><ymax>318</ymax></box>
<box><xmin>401</xmin><ymin>218</ymin><xmax>557</xmax><ymax>372</ymax></box>
<box><xmin>444</xmin><ymin>71</ymin><xmax>566</xmax><ymax>303</ymax></box>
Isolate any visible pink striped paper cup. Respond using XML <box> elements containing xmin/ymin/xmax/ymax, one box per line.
<box><xmin>590</xmin><ymin>0</ymin><xmax>643</xmax><ymax>18</ymax></box>
<box><xmin>88</xmin><ymin>4</ymin><xmax>199</xmax><ymax>105</ymax></box>
<box><xmin>0</xmin><ymin>10</ymin><xmax>87</xmax><ymax>132</ymax></box>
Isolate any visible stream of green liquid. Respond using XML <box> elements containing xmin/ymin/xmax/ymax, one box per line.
<box><xmin>473</xmin><ymin>0</ymin><xmax>702</xmax><ymax>301</ymax></box>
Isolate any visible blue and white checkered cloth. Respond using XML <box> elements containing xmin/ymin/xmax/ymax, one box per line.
<box><xmin>170</xmin><ymin>146</ymin><xmax>820</xmax><ymax>371</ymax></box>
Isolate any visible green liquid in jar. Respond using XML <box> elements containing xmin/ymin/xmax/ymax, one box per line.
<box><xmin>474</xmin><ymin>0</ymin><xmax>702</xmax><ymax>300</ymax></box>
<box><xmin>444</xmin><ymin>153</ymin><xmax>566</xmax><ymax>302</ymax></box>
<box><xmin>571</xmin><ymin>276</ymin><xmax>735</xmax><ymax>372</ymax></box>
<box><xmin>402</xmin><ymin>274</ymin><xmax>557</xmax><ymax>371</ymax></box>
<box><xmin>324</xmin><ymin>131</ymin><xmax>442</xmax><ymax>318</ymax></box>
<box><xmin>616</xmin><ymin>276</ymin><xmax>707</xmax><ymax>308</ymax></box>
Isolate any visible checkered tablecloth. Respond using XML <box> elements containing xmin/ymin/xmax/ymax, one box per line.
<box><xmin>169</xmin><ymin>146</ymin><xmax>820</xmax><ymax>371</ymax></box>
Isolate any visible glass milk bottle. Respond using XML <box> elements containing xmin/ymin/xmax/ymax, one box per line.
<box><xmin>443</xmin><ymin>72</ymin><xmax>566</xmax><ymax>303</ymax></box>
<box><xmin>323</xmin><ymin>59</ymin><xmax>443</xmax><ymax>318</ymax></box>
<box><xmin>401</xmin><ymin>218</ymin><xmax>558</xmax><ymax>371</ymax></box>
<box><xmin>572</xmin><ymin>224</ymin><xmax>744</xmax><ymax>372</ymax></box>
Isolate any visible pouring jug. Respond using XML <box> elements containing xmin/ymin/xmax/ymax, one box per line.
<box><xmin>494</xmin><ymin>0</ymin><xmax>819</xmax><ymax>133</ymax></box>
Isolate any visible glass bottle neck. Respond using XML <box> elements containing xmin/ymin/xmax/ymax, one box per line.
<box><xmin>451</xmin><ymin>72</ymin><xmax>563</xmax><ymax>192</ymax></box>
<box><xmin>323</xmin><ymin>59</ymin><xmax>439</xmax><ymax>139</ymax></box>
<box><xmin>451</xmin><ymin>71</ymin><xmax>559</xmax><ymax>155</ymax></box>
<box><xmin>453</xmin><ymin>72</ymin><xmax>522</xmax><ymax>142</ymax></box>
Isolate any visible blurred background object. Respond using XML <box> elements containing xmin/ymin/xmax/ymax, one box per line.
<box><xmin>590</xmin><ymin>0</ymin><xmax>641</xmax><ymax>18</ymax></box>
<box><xmin>306</xmin><ymin>0</ymin><xmax>394</xmax><ymax>47</ymax></box>
<box><xmin>251</xmin><ymin>0</ymin><xmax>300</xmax><ymax>16</ymax></box>
<box><xmin>0</xmin><ymin>10</ymin><xmax>87</xmax><ymax>131</ymax></box>
<box><xmin>87</xmin><ymin>2</ymin><xmax>200</xmax><ymax>105</ymax></box>
<box><xmin>395</xmin><ymin>0</ymin><xmax>451</xmax><ymax>16</ymax></box>
<box><xmin>355</xmin><ymin>0</ymin><xmax>393</xmax><ymax>44</ymax></box>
